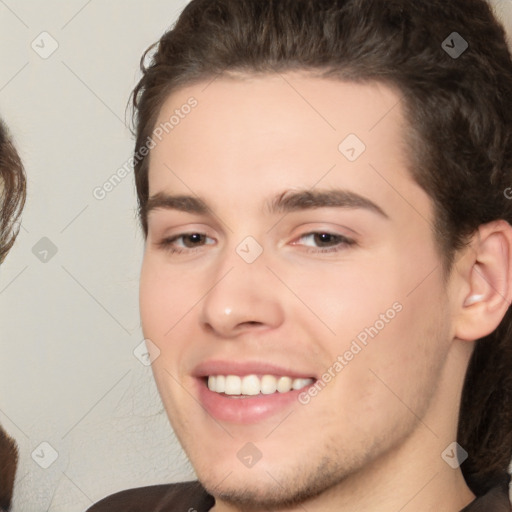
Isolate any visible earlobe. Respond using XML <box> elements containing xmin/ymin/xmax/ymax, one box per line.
<box><xmin>455</xmin><ymin>219</ymin><xmax>512</xmax><ymax>342</ymax></box>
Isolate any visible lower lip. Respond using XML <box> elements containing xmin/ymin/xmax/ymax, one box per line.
<box><xmin>196</xmin><ymin>379</ymin><xmax>313</xmax><ymax>424</ymax></box>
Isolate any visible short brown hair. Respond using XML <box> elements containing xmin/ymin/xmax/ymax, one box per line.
<box><xmin>0</xmin><ymin>119</ymin><xmax>25</xmax><ymax>263</ymax></box>
<box><xmin>131</xmin><ymin>0</ymin><xmax>512</xmax><ymax>494</ymax></box>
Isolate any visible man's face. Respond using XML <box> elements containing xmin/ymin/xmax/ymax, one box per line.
<box><xmin>140</xmin><ymin>74</ymin><xmax>456</xmax><ymax>506</ymax></box>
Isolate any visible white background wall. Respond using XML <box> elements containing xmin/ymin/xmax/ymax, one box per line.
<box><xmin>0</xmin><ymin>1</ymin><xmax>511</xmax><ymax>511</ymax></box>
<box><xmin>0</xmin><ymin>2</ymin><xmax>194</xmax><ymax>511</ymax></box>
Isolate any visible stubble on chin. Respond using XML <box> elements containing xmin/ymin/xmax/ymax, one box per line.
<box><xmin>197</xmin><ymin>441</ymin><xmax>378</xmax><ymax>511</ymax></box>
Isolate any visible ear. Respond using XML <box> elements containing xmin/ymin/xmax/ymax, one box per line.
<box><xmin>454</xmin><ymin>219</ymin><xmax>512</xmax><ymax>341</ymax></box>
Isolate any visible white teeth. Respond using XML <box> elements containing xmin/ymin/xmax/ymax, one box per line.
<box><xmin>216</xmin><ymin>375</ymin><xmax>225</xmax><ymax>393</ymax></box>
<box><xmin>225</xmin><ymin>375</ymin><xmax>242</xmax><ymax>395</ymax></box>
<box><xmin>277</xmin><ymin>376</ymin><xmax>293</xmax><ymax>393</ymax></box>
<box><xmin>292</xmin><ymin>378</ymin><xmax>312</xmax><ymax>390</ymax></box>
<box><xmin>241</xmin><ymin>375</ymin><xmax>260</xmax><ymax>396</ymax></box>
<box><xmin>261</xmin><ymin>375</ymin><xmax>278</xmax><ymax>395</ymax></box>
<box><xmin>207</xmin><ymin>374</ymin><xmax>314</xmax><ymax>395</ymax></box>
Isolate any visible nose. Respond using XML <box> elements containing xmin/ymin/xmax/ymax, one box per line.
<box><xmin>199</xmin><ymin>252</ymin><xmax>285</xmax><ymax>338</ymax></box>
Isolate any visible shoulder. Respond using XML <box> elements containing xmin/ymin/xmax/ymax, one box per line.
<box><xmin>86</xmin><ymin>480</ymin><xmax>215</xmax><ymax>512</ymax></box>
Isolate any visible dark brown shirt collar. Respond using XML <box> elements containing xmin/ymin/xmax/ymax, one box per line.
<box><xmin>461</xmin><ymin>472</ymin><xmax>511</xmax><ymax>511</ymax></box>
<box><xmin>87</xmin><ymin>474</ymin><xmax>512</xmax><ymax>511</ymax></box>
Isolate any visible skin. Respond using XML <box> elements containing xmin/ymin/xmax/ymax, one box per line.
<box><xmin>139</xmin><ymin>72</ymin><xmax>512</xmax><ymax>511</ymax></box>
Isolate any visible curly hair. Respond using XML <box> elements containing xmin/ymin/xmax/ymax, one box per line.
<box><xmin>0</xmin><ymin>119</ymin><xmax>26</xmax><ymax>264</ymax></box>
<box><xmin>131</xmin><ymin>0</ymin><xmax>512</xmax><ymax>495</ymax></box>
<box><xmin>0</xmin><ymin>119</ymin><xmax>24</xmax><ymax>509</ymax></box>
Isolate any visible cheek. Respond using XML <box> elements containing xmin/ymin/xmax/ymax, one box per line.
<box><xmin>283</xmin><ymin>257</ymin><xmax>402</xmax><ymax>345</ymax></box>
<box><xmin>139</xmin><ymin>256</ymin><xmax>194</xmax><ymax>338</ymax></box>
<box><xmin>338</xmin><ymin>278</ymin><xmax>449</xmax><ymax>430</ymax></box>
<box><xmin>139</xmin><ymin>255</ymin><xmax>206</xmax><ymax>391</ymax></box>
<box><xmin>139</xmin><ymin>259</ymin><xmax>193</xmax><ymax>416</ymax></box>
<box><xmin>297</xmin><ymin>244</ymin><xmax>450</xmax><ymax>407</ymax></box>
<box><xmin>139</xmin><ymin>261</ymin><xmax>165</xmax><ymax>337</ymax></box>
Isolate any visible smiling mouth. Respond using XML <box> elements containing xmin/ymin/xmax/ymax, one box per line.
<box><xmin>205</xmin><ymin>374</ymin><xmax>315</xmax><ymax>396</ymax></box>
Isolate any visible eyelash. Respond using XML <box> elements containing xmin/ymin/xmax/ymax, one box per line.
<box><xmin>157</xmin><ymin>231</ymin><xmax>356</xmax><ymax>255</ymax></box>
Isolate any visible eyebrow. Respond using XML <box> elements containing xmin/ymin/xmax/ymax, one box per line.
<box><xmin>144</xmin><ymin>189</ymin><xmax>389</xmax><ymax>220</ymax></box>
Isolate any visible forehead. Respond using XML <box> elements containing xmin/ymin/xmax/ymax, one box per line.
<box><xmin>147</xmin><ymin>72</ymin><xmax>429</xmax><ymax>223</ymax></box>
<box><xmin>152</xmin><ymin>73</ymin><xmax>405</xmax><ymax>157</ymax></box>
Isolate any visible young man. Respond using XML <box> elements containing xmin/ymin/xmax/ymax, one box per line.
<box><xmin>88</xmin><ymin>0</ymin><xmax>512</xmax><ymax>510</ymax></box>
<box><xmin>0</xmin><ymin>120</ymin><xmax>26</xmax><ymax>511</ymax></box>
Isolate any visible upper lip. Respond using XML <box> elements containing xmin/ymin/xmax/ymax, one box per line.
<box><xmin>193</xmin><ymin>360</ymin><xmax>317</xmax><ymax>379</ymax></box>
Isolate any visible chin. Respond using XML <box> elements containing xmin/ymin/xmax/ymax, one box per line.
<box><xmin>203</xmin><ymin>464</ymin><xmax>342</xmax><ymax>511</ymax></box>
<box><xmin>195</xmin><ymin>452</ymin><xmax>352</xmax><ymax>511</ymax></box>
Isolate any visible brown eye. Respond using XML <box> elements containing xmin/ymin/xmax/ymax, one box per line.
<box><xmin>158</xmin><ymin>232</ymin><xmax>215</xmax><ymax>255</ymax></box>
<box><xmin>181</xmin><ymin>233</ymin><xmax>208</xmax><ymax>247</ymax></box>
<box><xmin>312</xmin><ymin>233</ymin><xmax>341</xmax><ymax>246</ymax></box>
<box><xmin>293</xmin><ymin>232</ymin><xmax>356</xmax><ymax>254</ymax></box>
